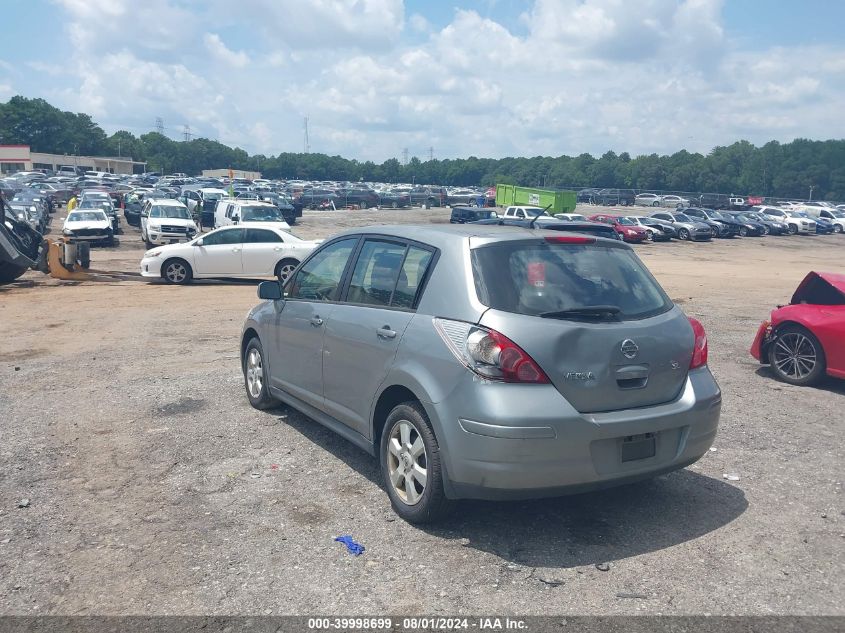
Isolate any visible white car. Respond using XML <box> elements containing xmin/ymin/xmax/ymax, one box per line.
<box><xmin>758</xmin><ymin>205</ymin><xmax>817</xmax><ymax>234</ymax></box>
<box><xmin>660</xmin><ymin>195</ymin><xmax>690</xmax><ymax>208</ymax></box>
<box><xmin>62</xmin><ymin>209</ymin><xmax>115</xmax><ymax>245</ymax></box>
<box><xmin>141</xmin><ymin>198</ymin><xmax>198</xmax><ymax>247</ymax></box>
<box><xmin>554</xmin><ymin>213</ymin><xmax>588</xmax><ymax>221</ymax></box>
<box><xmin>140</xmin><ymin>223</ymin><xmax>320</xmax><ymax>284</ymax></box>
<box><xmin>635</xmin><ymin>193</ymin><xmax>662</xmax><ymax>207</ymax></box>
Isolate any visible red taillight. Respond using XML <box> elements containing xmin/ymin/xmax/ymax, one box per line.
<box><xmin>689</xmin><ymin>317</ymin><xmax>708</xmax><ymax>369</ymax></box>
<box><xmin>545</xmin><ymin>236</ymin><xmax>595</xmax><ymax>244</ymax></box>
<box><xmin>434</xmin><ymin>319</ymin><xmax>550</xmax><ymax>384</ymax></box>
<box><xmin>484</xmin><ymin>330</ymin><xmax>550</xmax><ymax>383</ymax></box>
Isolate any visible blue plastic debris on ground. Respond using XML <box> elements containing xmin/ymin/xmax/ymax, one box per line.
<box><xmin>334</xmin><ymin>535</ymin><xmax>365</xmax><ymax>556</ymax></box>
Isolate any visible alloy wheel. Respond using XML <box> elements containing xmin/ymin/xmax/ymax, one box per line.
<box><xmin>165</xmin><ymin>261</ymin><xmax>187</xmax><ymax>283</ymax></box>
<box><xmin>277</xmin><ymin>262</ymin><xmax>298</xmax><ymax>282</ymax></box>
<box><xmin>386</xmin><ymin>419</ymin><xmax>427</xmax><ymax>506</ymax></box>
<box><xmin>772</xmin><ymin>332</ymin><xmax>817</xmax><ymax>380</ymax></box>
<box><xmin>245</xmin><ymin>348</ymin><xmax>263</xmax><ymax>398</ymax></box>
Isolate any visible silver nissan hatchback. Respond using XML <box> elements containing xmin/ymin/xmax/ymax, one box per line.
<box><xmin>241</xmin><ymin>225</ymin><xmax>721</xmax><ymax>523</ymax></box>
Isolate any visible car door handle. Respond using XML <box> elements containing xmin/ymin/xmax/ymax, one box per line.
<box><xmin>273</xmin><ymin>246</ymin><xmax>283</xmax><ymax>251</ymax></box>
<box><xmin>232</xmin><ymin>248</ymin><xmax>241</xmax><ymax>253</ymax></box>
<box><xmin>310</xmin><ymin>316</ymin><xmax>324</xmax><ymax>327</ymax></box>
<box><xmin>377</xmin><ymin>327</ymin><xmax>397</xmax><ymax>339</ymax></box>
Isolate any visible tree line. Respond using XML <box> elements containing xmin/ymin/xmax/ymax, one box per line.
<box><xmin>2</xmin><ymin>95</ymin><xmax>843</xmax><ymax>200</ymax></box>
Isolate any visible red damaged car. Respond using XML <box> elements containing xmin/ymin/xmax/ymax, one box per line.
<box><xmin>586</xmin><ymin>213</ymin><xmax>649</xmax><ymax>243</ymax></box>
<box><xmin>750</xmin><ymin>272</ymin><xmax>845</xmax><ymax>386</ymax></box>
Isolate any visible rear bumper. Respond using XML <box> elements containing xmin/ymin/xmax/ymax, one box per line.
<box><xmin>431</xmin><ymin>367</ymin><xmax>721</xmax><ymax>500</ymax></box>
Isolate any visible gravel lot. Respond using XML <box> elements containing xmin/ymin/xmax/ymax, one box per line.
<box><xmin>0</xmin><ymin>204</ymin><xmax>842</xmax><ymax>615</ymax></box>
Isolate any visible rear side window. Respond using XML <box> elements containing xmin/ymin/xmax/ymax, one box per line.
<box><xmin>471</xmin><ymin>240</ymin><xmax>671</xmax><ymax>320</ymax></box>
<box><xmin>394</xmin><ymin>246</ymin><xmax>434</xmax><ymax>308</ymax></box>
<box><xmin>244</xmin><ymin>228</ymin><xmax>282</xmax><ymax>243</ymax></box>
<box><xmin>346</xmin><ymin>241</ymin><xmax>434</xmax><ymax>309</ymax></box>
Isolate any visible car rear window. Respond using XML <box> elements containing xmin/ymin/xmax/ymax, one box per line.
<box><xmin>471</xmin><ymin>240</ymin><xmax>672</xmax><ymax>320</ymax></box>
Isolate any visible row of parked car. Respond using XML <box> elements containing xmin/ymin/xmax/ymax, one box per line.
<box><xmin>449</xmin><ymin>203</ymin><xmax>845</xmax><ymax>243</ymax></box>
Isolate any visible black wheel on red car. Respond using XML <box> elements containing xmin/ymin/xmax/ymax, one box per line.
<box><xmin>768</xmin><ymin>325</ymin><xmax>826</xmax><ymax>387</ymax></box>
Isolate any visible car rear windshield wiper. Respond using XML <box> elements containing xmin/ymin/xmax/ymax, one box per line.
<box><xmin>539</xmin><ymin>305</ymin><xmax>622</xmax><ymax>320</ymax></box>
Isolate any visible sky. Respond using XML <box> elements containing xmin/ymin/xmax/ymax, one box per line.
<box><xmin>1</xmin><ymin>0</ymin><xmax>844</xmax><ymax>162</ymax></box>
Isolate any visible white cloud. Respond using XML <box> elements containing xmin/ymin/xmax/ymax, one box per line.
<box><xmin>204</xmin><ymin>33</ymin><xmax>250</xmax><ymax>68</ymax></box>
<box><xmin>13</xmin><ymin>0</ymin><xmax>841</xmax><ymax>162</ymax></box>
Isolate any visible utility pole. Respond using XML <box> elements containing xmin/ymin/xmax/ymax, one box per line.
<box><xmin>155</xmin><ymin>117</ymin><xmax>164</xmax><ymax>135</ymax></box>
<box><xmin>117</xmin><ymin>140</ymin><xmax>121</xmax><ymax>158</ymax></box>
<box><xmin>304</xmin><ymin>117</ymin><xmax>310</xmax><ymax>154</ymax></box>
<box><xmin>183</xmin><ymin>125</ymin><xmax>191</xmax><ymax>142</ymax></box>
<box><xmin>428</xmin><ymin>147</ymin><xmax>434</xmax><ymax>161</ymax></box>
<box><xmin>402</xmin><ymin>148</ymin><xmax>409</xmax><ymax>166</ymax></box>
<box><xmin>809</xmin><ymin>185</ymin><xmax>814</xmax><ymax>201</ymax></box>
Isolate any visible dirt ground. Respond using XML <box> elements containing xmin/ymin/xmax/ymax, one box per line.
<box><xmin>0</xmin><ymin>203</ymin><xmax>843</xmax><ymax>616</ymax></box>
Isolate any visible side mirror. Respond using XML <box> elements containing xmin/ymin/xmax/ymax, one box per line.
<box><xmin>194</xmin><ymin>238</ymin><xmax>203</xmax><ymax>246</ymax></box>
<box><xmin>232</xmin><ymin>214</ymin><xmax>240</xmax><ymax>223</ymax></box>
<box><xmin>258</xmin><ymin>281</ymin><xmax>282</xmax><ymax>301</ymax></box>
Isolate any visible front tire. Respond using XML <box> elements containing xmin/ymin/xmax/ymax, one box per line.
<box><xmin>161</xmin><ymin>258</ymin><xmax>192</xmax><ymax>284</ymax></box>
<box><xmin>768</xmin><ymin>325</ymin><xmax>826</xmax><ymax>386</ymax></box>
<box><xmin>678</xmin><ymin>228</ymin><xmax>690</xmax><ymax>240</ymax></box>
<box><xmin>243</xmin><ymin>338</ymin><xmax>277</xmax><ymax>410</ymax></box>
<box><xmin>788</xmin><ymin>224</ymin><xmax>798</xmax><ymax>235</ymax></box>
<box><xmin>835</xmin><ymin>225</ymin><xmax>843</xmax><ymax>234</ymax></box>
<box><xmin>380</xmin><ymin>402</ymin><xmax>451</xmax><ymax>524</ymax></box>
<box><xmin>740</xmin><ymin>227</ymin><xmax>748</xmax><ymax>237</ymax></box>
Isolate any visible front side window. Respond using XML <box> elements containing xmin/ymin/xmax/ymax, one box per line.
<box><xmin>287</xmin><ymin>238</ymin><xmax>357</xmax><ymax>301</ymax></box>
<box><xmin>202</xmin><ymin>228</ymin><xmax>243</xmax><ymax>246</ymax></box>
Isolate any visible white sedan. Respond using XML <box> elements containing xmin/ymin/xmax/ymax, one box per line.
<box><xmin>140</xmin><ymin>222</ymin><xmax>320</xmax><ymax>284</ymax></box>
<box><xmin>635</xmin><ymin>193</ymin><xmax>662</xmax><ymax>207</ymax></box>
<box><xmin>660</xmin><ymin>195</ymin><xmax>690</xmax><ymax>208</ymax></box>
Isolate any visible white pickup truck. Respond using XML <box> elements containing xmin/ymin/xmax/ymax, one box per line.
<box><xmin>502</xmin><ymin>206</ymin><xmax>557</xmax><ymax>223</ymax></box>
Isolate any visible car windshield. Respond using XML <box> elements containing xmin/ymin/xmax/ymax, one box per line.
<box><xmin>672</xmin><ymin>213</ymin><xmax>693</xmax><ymax>222</ymax></box>
<box><xmin>79</xmin><ymin>200</ymin><xmax>112</xmax><ymax>211</ymax></box>
<box><xmin>203</xmin><ymin>192</ymin><xmax>224</xmax><ymax>201</ymax></box>
<box><xmin>151</xmin><ymin>205</ymin><xmax>190</xmax><ymax>219</ymax></box>
<box><xmin>791</xmin><ymin>211</ymin><xmax>809</xmax><ymax>218</ymax></box>
<box><xmin>68</xmin><ymin>211</ymin><xmax>107</xmax><ymax>222</ymax></box>
<box><xmin>471</xmin><ymin>239</ymin><xmax>671</xmax><ymax>320</ymax></box>
<box><xmin>616</xmin><ymin>217</ymin><xmax>635</xmax><ymax>225</ymax></box>
<box><xmin>830</xmin><ymin>211</ymin><xmax>845</xmax><ymax>218</ymax></box>
<box><xmin>240</xmin><ymin>205</ymin><xmax>284</xmax><ymax>221</ymax></box>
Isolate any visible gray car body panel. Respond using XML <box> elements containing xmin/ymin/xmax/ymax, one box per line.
<box><xmin>242</xmin><ymin>224</ymin><xmax>721</xmax><ymax>500</ymax></box>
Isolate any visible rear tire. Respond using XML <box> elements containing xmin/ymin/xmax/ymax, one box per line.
<box><xmin>243</xmin><ymin>337</ymin><xmax>277</xmax><ymax>410</ymax></box>
<box><xmin>274</xmin><ymin>258</ymin><xmax>299</xmax><ymax>283</ymax></box>
<box><xmin>835</xmin><ymin>225</ymin><xmax>843</xmax><ymax>234</ymax></box>
<box><xmin>678</xmin><ymin>228</ymin><xmax>690</xmax><ymax>240</ymax></box>
<box><xmin>788</xmin><ymin>224</ymin><xmax>798</xmax><ymax>235</ymax></box>
<box><xmin>740</xmin><ymin>227</ymin><xmax>748</xmax><ymax>237</ymax></box>
<box><xmin>380</xmin><ymin>402</ymin><xmax>452</xmax><ymax>524</ymax></box>
<box><xmin>161</xmin><ymin>258</ymin><xmax>192</xmax><ymax>284</ymax></box>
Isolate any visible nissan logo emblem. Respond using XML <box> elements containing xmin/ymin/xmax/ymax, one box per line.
<box><xmin>621</xmin><ymin>339</ymin><xmax>639</xmax><ymax>359</ymax></box>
